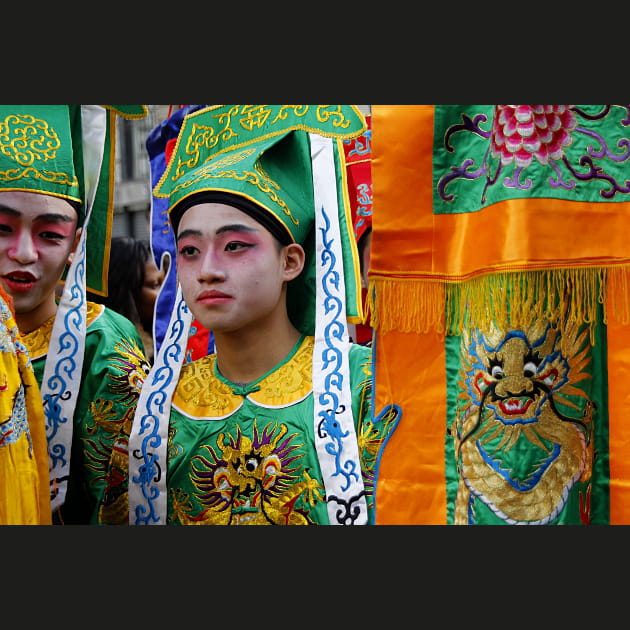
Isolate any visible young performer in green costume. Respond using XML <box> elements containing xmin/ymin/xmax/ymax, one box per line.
<box><xmin>100</xmin><ymin>104</ymin><xmax>397</xmax><ymax>525</ymax></box>
<box><xmin>0</xmin><ymin>105</ymin><xmax>151</xmax><ymax>524</ymax></box>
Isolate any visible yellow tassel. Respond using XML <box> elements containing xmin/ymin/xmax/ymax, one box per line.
<box><xmin>607</xmin><ymin>266</ymin><xmax>630</xmax><ymax>324</ymax></box>
<box><xmin>367</xmin><ymin>277</ymin><xmax>445</xmax><ymax>334</ymax></box>
<box><xmin>369</xmin><ymin>266</ymin><xmax>630</xmax><ymax>338</ymax></box>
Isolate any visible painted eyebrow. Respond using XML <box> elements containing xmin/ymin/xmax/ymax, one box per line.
<box><xmin>176</xmin><ymin>223</ymin><xmax>258</xmax><ymax>243</ymax></box>
<box><xmin>0</xmin><ymin>206</ymin><xmax>75</xmax><ymax>223</ymax></box>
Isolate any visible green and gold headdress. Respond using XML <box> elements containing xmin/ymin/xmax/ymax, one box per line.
<box><xmin>0</xmin><ymin>104</ymin><xmax>148</xmax><ymax>294</ymax></box>
<box><xmin>154</xmin><ymin>104</ymin><xmax>367</xmax><ymax>334</ymax></box>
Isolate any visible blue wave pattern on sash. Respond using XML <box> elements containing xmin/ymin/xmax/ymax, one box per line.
<box><xmin>316</xmin><ymin>205</ymin><xmax>360</xmax><ymax>494</ymax></box>
<box><xmin>131</xmin><ymin>297</ymin><xmax>190</xmax><ymax>525</ymax></box>
<box><xmin>43</xmin><ymin>237</ymin><xmax>86</xmax><ymax>476</ymax></box>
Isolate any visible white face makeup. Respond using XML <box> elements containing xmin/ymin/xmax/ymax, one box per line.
<box><xmin>0</xmin><ymin>190</ymin><xmax>79</xmax><ymax>331</ymax></box>
<box><xmin>176</xmin><ymin>202</ymin><xmax>299</xmax><ymax>336</ymax></box>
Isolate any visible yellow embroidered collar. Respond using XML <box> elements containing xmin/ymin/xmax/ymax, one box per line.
<box><xmin>21</xmin><ymin>302</ymin><xmax>104</xmax><ymax>360</ymax></box>
<box><xmin>172</xmin><ymin>335</ymin><xmax>314</xmax><ymax>419</ymax></box>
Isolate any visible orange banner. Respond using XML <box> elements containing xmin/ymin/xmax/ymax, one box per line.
<box><xmin>370</xmin><ymin>105</ymin><xmax>630</xmax><ymax>524</ymax></box>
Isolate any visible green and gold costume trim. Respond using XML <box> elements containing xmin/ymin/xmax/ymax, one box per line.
<box><xmin>21</xmin><ymin>302</ymin><xmax>105</xmax><ymax>360</ymax></box>
<box><xmin>173</xmin><ymin>336</ymin><xmax>313</xmax><ymax>418</ymax></box>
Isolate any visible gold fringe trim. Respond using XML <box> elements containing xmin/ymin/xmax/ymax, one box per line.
<box><xmin>367</xmin><ymin>266</ymin><xmax>630</xmax><ymax>338</ymax></box>
<box><xmin>366</xmin><ymin>277</ymin><xmax>445</xmax><ymax>333</ymax></box>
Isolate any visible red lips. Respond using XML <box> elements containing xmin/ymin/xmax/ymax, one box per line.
<box><xmin>196</xmin><ymin>289</ymin><xmax>232</xmax><ymax>305</ymax></box>
<box><xmin>2</xmin><ymin>271</ymin><xmax>37</xmax><ymax>293</ymax></box>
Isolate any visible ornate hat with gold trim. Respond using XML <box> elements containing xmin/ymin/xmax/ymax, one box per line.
<box><xmin>154</xmin><ymin>104</ymin><xmax>367</xmax><ymax>335</ymax></box>
<box><xmin>0</xmin><ymin>104</ymin><xmax>148</xmax><ymax>295</ymax></box>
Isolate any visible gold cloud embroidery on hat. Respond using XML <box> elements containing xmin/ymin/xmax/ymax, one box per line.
<box><xmin>171</xmin><ymin>147</ymin><xmax>299</xmax><ymax>228</ymax></box>
<box><xmin>167</xmin><ymin>105</ymin><xmax>359</xmax><ymax>184</ymax></box>
<box><xmin>0</xmin><ymin>114</ymin><xmax>78</xmax><ymax>187</ymax></box>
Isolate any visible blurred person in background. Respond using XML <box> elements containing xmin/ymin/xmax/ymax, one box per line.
<box><xmin>93</xmin><ymin>236</ymin><xmax>165</xmax><ymax>363</ymax></box>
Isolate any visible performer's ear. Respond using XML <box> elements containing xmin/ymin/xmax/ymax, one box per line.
<box><xmin>283</xmin><ymin>243</ymin><xmax>305</xmax><ymax>282</ymax></box>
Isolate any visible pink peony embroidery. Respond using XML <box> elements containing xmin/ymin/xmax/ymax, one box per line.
<box><xmin>490</xmin><ymin>105</ymin><xmax>578</xmax><ymax>168</ymax></box>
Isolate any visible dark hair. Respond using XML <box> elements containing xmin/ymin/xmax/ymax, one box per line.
<box><xmin>98</xmin><ymin>236</ymin><xmax>151</xmax><ymax>325</ymax></box>
<box><xmin>67</xmin><ymin>198</ymin><xmax>82</xmax><ymax>219</ymax></box>
<box><xmin>171</xmin><ymin>191</ymin><xmax>293</xmax><ymax>246</ymax></box>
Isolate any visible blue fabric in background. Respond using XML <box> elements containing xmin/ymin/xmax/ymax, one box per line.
<box><xmin>145</xmin><ymin>105</ymin><xmax>207</xmax><ymax>354</ymax></box>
